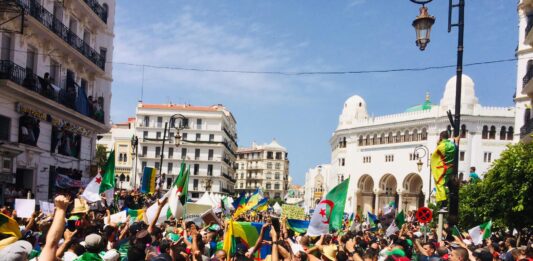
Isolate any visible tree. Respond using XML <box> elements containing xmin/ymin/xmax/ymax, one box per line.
<box><xmin>459</xmin><ymin>142</ymin><xmax>533</xmax><ymax>231</ymax></box>
<box><xmin>95</xmin><ymin>145</ymin><xmax>108</xmax><ymax>171</ymax></box>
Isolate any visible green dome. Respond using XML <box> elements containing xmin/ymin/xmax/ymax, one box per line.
<box><xmin>405</xmin><ymin>93</ymin><xmax>433</xmax><ymax>112</ymax></box>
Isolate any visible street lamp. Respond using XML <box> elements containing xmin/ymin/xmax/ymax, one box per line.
<box><xmin>130</xmin><ymin>135</ymin><xmax>139</xmax><ymax>189</ymax></box>
<box><xmin>410</xmin><ymin>1</ymin><xmax>435</xmax><ymax>51</ymax></box>
<box><xmin>409</xmin><ymin>0</ymin><xmax>464</xmax><ymax>227</ymax></box>
<box><xmin>143</xmin><ymin>114</ymin><xmax>188</xmax><ymax>190</ymax></box>
<box><xmin>413</xmin><ymin>145</ymin><xmax>431</xmax><ymax>205</ymax></box>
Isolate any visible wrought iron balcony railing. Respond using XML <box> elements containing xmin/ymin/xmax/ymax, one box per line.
<box><xmin>17</xmin><ymin>0</ymin><xmax>105</xmax><ymax>70</ymax></box>
<box><xmin>83</xmin><ymin>0</ymin><xmax>108</xmax><ymax>23</ymax></box>
<box><xmin>0</xmin><ymin>60</ymin><xmax>105</xmax><ymax>124</ymax></box>
<box><xmin>523</xmin><ymin>63</ymin><xmax>533</xmax><ymax>89</ymax></box>
<box><xmin>520</xmin><ymin>117</ymin><xmax>533</xmax><ymax>139</ymax></box>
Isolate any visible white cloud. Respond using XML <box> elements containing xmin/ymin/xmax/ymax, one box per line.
<box><xmin>111</xmin><ymin>6</ymin><xmax>327</xmax><ymax>104</ymax></box>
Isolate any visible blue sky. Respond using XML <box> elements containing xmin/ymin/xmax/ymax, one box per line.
<box><xmin>111</xmin><ymin>0</ymin><xmax>516</xmax><ymax>185</ymax></box>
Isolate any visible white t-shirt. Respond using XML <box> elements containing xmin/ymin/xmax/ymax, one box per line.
<box><xmin>63</xmin><ymin>251</ymin><xmax>78</xmax><ymax>261</ymax></box>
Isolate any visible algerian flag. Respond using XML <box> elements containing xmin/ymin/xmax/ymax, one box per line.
<box><xmin>168</xmin><ymin>162</ymin><xmax>188</xmax><ymax>219</ymax></box>
<box><xmin>82</xmin><ymin>150</ymin><xmax>115</xmax><ymax>205</ymax></box>
<box><xmin>307</xmin><ymin>178</ymin><xmax>350</xmax><ymax>236</ymax></box>
<box><xmin>386</xmin><ymin>210</ymin><xmax>406</xmax><ymax>237</ymax></box>
<box><xmin>468</xmin><ymin>220</ymin><xmax>492</xmax><ymax>245</ymax></box>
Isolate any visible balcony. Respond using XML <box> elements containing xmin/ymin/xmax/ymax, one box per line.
<box><xmin>17</xmin><ymin>0</ymin><xmax>105</xmax><ymax>70</ymax></box>
<box><xmin>523</xmin><ymin>65</ymin><xmax>533</xmax><ymax>95</ymax></box>
<box><xmin>526</xmin><ymin>15</ymin><xmax>533</xmax><ymax>47</ymax></box>
<box><xmin>0</xmin><ymin>60</ymin><xmax>105</xmax><ymax>124</ymax></box>
<box><xmin>520</xmin><ymin>117</ymin><xmax>533</xmax><ymax>141</ymax></box>
<box><xmin>222</xmin><ymin>173</ymin><xmax>236</xmax><ymax>183</ymax></box>
<box><xmin>82</xmin><ymin>0</ymin><xmax>108</xmax><ymax>23</ymax></box>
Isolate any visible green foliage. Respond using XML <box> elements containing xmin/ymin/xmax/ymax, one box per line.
<box><xmin>459</xmin><ymin>142</ymin><xmax>533</xmax><ymax>230</ymax></box>
<box><xmin>95</xmin><ymin>145</ymin><xmax>108</xmax><ymax>170</ymax></box>
<box><xmin>268</xmin><ymin>198</ymin><xmax>284</xmax><ymax>206</ymax></box>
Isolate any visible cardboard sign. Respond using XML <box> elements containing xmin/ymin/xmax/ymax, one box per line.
<box><xmin>201</xmin><ymin>208</ymin><xmax>223</xmax><ymax>227</ymax></box>
<box><xmin>281</xmin><ymin>204</ymin><xmax>306</xmax><ymax>220</ymax></box>
<box><xmin>105</xmin><ymin>210</ymin><xmax>128</xmax><ymax>225</ymax></box>
<box><xmin>15</xmin><ymin>199</ymin><xmax>36</xmax><ymax>218</ymax></box>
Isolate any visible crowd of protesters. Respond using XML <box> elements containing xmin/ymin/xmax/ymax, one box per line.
<box><xmin>0</xmin><ymin>189</ymin><xmax>532</xmax><ymax>261</ymax></box>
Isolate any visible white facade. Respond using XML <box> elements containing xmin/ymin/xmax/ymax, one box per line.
<box><xmin>0</xmin><ymin>0</ymin><xmax>115</xmax><ymax>203</ymax></box>
<box><xmin>516</xmin><ymin>0</ymin><xmax>533</xmax><ymax>143</ymax></box>
<box><xmin>235</xmin><ymin>140</ymin><xmax>290</xmax><ymax>199</ymax></box>
<box><xmin>305</xmin><ymin>75</ymin><xmax>514</xmax><ymax>216</ymax></box>
<box><xmin>303</xmin><ymin>164</ymin><xmax>334</xmax><ymax>213</ymax></box>
<box><xmin>134</xmin><ymin>103</ymin><xmax>237</xmax><ymax>199</ymax></box>
<box><xmin>96</xmin><ymin>118</ymin><xmax>135</xmax><ymax>190</ymax></box>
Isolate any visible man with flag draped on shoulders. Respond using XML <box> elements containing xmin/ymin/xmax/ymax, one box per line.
<box><xmin>430</xmin><ymin>130</ymin><xmax>460</xmax><ymax>210</ymax></box>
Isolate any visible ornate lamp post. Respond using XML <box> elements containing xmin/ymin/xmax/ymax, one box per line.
<box><xmin>158</xmin><ymin>114</ymin><xmax>187</xmax><ymax>188</ymax></box>
<box><xmin>130</xmin><ymin>135</ymin><xmax>139</xmax><ymax>189</ymax></box>
<box><xmin>410</xmin><ymin>1</ymin><xmax>435</xmax><ymax>51</ymax></box>
<box><xmin>414</xmin><ymin>145</ymin><xmax>431</xmax><ymax>205</ymax></box>
<box><xmin>409</xmin><ymin>0</ymin><xmax>464</xmax><ymax>227</ymax></box>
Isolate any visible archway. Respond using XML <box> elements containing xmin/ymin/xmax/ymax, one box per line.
<box><xmin>402</xmin><ymin>173</ymin><xmax>424</xmax><ymax>212</ymax></box>
<box><xmin>356</xmin><ymin>174</ymin><xmax>374</xmax><ymax>215</ymax></box>
<box><xmin>378</xmin><ymin>174</ymin><xmax>397</xmax><ymax>211</ymax></box>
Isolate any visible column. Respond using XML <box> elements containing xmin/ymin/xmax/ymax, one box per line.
<box><xmin>398</xmin><ymin>193</ymin><xmax>403</xmax><ymax>211</ymax></box>
<box><xmin>374</xmin><ymin>193</ymin><xmax>380</xmax><ymax>213</ymax></box>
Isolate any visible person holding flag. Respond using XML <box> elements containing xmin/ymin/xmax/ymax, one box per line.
<box><xmin>82</xmin><ymin>150</ymin><xmax>116</xmax><ymax>205</ymax></box>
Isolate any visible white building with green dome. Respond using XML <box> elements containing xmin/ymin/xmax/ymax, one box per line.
<box><xmin>319</xmin><ymin>75</ymin><xmax>514</xmax><ymax>216</ymax></box>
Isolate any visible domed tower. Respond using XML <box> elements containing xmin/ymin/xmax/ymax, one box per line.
<box><xmin>440</xmin><ymin>74</ymin><xmax>479</xmax><ymax>114</ymax></box>
<box><xmin>338</xmin><ymin>95</ymin><xmax>369</xmax><ymax>129</ymax></box>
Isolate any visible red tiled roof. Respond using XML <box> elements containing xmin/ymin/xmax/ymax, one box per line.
<box><xmin>139</xmin><ymin>103</ymin><xmax>225</xmax><ymax>112</ymax></box>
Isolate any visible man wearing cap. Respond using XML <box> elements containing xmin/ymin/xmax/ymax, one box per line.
<box><xmin>76</xmin><ymin>234</ymin><xmax>105</xmax><ymax>261</ymax></box>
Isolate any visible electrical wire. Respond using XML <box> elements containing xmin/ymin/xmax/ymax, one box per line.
<box><xmin>1</xmin><ymin>47</ymin><xmax>520</xmax><ymax>76</ymax></box>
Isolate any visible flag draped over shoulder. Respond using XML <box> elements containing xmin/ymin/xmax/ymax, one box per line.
<box><xmin>468</xmin><ymin>221</ymin><xmax>492</xmax><ymax>245</ymax></box>
<box><xmin>0</xmin><ymin>213</ymin><xmax>21</xmax><ymax>239</ymax></box>
<box><xmin>223</xmin><ymin>221</ymin><xmax>272</xmax><ymax>260</ymax></box>
<box><xmin>307</xmin><ymin>178</ymin><xmax>350</xmax><ymax>236</ymax></box>
<box><xmin>430</xmin><ymin>139</ymin><xmax>456</xmax><ymax>202</ymax></box>
<box><xmin>141</xmin><ymin>167</ymin><xmax>157</xmax><ymax>194</ymax></box>
<box><xmin>82</xmin><ymin>150</ymin><xmax>115</xmax><ymax>204</ymax></box>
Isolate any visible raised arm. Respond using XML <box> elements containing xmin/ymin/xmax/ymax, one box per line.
<box><xmin>40</xmin><ymin>195</ymin><xmax>70</xmax><ymax>261</ymax></box>
<box><xmin>148</xmin><ymin>197</ymin><xmax>168</xmax><ymax>234</ymax></box>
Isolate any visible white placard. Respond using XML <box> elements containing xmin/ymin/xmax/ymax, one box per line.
<box><xmin>39</xmin><ymin>201</ymin><xmax>54</xmax><ymax>215</ymax></box>
<box><xmin>15</xmin><ymin>199</ymin><xmax>35</xmax><ymax>218</ymax></box>
<box><xmin>105</xmin><ymin>210</ymin><xmax>127</xmax><ymax>225</ymax></box>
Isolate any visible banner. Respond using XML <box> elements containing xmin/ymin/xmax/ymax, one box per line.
<box><xmin>56</xmin><ymin>174</ymin><xmax>82</xmax><ymax>188</ymax></box>
<box><xmin>281</xmin><ymin>204</ymin><xmax>306</xmax><ymax>220</ymax></box>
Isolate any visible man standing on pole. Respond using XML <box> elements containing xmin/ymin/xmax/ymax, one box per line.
<box><xmin>430</xmin><ymin>131</ymin><xmax>460</xmax><ymax>211</ymax></box>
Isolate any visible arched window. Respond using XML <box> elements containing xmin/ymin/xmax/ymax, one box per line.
<box><xmin>507</xmin><ymin>126</ymin><xmax>514</xmax><ymax>140</ymax></box>
<box><xmin>447</xmin><ymin>125</ymin><xmax>452</xmax><ymax>136</ymax></box>
<box><xmin>482</xmin><ymin>125</ymin><xmax>488</xmax><ymax>139</ymax></box>
<box><xmin>380</xmin><ymin>133</ymin><xmax>385</xmax><ymax>144</ymax></box>
<box><xmin>396</xmin><ymin>131</ymin><xmax>401</xmax><ymax>143</ymax></box>
<box><xmin>404</xmin><ymin>130</ymin><xmax>410</xmax><ymax>142</ymax></box>
<box><xmin>358</xmin><ymin>135</ymin><xmax>363</xmax><ymax>146</ymax></box>
<box><xmin>126</xmin><ymin>176</ymin><xmax>130</xmax><ymax>182</ymax></box>
<box><xmin>421</xmin><ymin>128</ymin><xmax>428</xmax><ymax>140</ymax></box>
<box><xmin>489</xmin><ymin>126</ymin><xmax>496</xmax><ymax>139</ymax></box>
<box><xmin>500</xmin><ymin>126</ymin><xmax>507</xmax><ymax>140</ymax></box>
<box><xmin>412</xmin><ymin>129</ymin><xmax>419</xmax><ymax>141</ymax></box>
<box><xmin>460</xmin><ymin>124</ymin><xmax>467</xmax><ymax>138</ymax></box>
<box><xmin>365</xmin><ymin>135</ymin><xmax>370</xmax><ymax>145</ymax></box>
<box><xmin>372</xmin><ymin>134</ymin><xmax>378</xmax><ymax>145</ymax></box>
<box><xmin>119</xmin><ymin>174</ymin><xmax>125</xmax><ymax>182</ymax></box>
<box><xmin>388</xmin><ymin>132</ymin><xmax>393</xmax><ymax>143</ymax></box>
